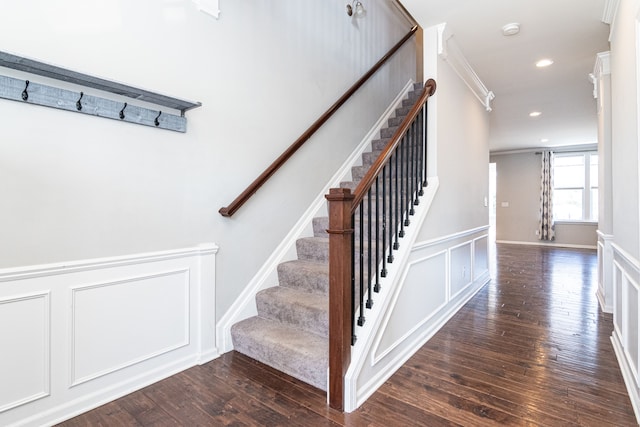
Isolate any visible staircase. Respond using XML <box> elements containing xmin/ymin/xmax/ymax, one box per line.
<box><xmin>230</xmin><ymin>82</ymin><xmax>424</xmax><ymax>391</ymax></box>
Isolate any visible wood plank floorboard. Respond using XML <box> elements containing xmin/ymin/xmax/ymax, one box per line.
<box><xmin>58</xmin><ymin>244</ymin><xmax>637</xmax><ymax>426</ymax></box>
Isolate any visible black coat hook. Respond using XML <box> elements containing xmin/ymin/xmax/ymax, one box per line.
<box><xmin>154</xmin><ymin>111</ymin><xmax>162</xmax><ymax>127</ymax></box>
<box><xmin>21</xmin><ymin>80</ymin><xmax>29</xmax><ymax>101</ymax></box>
<box><xmin>119</xmin><ymin>102</ymin><xmax>127</xmax><ymax>119</ymax></box>
<box><xmin>76</xmin><ymin>92</ymin><xmax>83</xmax><ymax>111</ymax></box>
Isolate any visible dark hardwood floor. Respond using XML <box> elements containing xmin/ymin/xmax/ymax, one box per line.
<box><xmin>59</xmin><ymin>244</ymin><xmax>637</xmax><ymax>426</ymax></box>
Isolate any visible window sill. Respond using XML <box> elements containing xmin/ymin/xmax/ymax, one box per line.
<box><xmin>554</xmin><ymin>220</ymin><xmax>598</xmax><ymax>226</ymax></box>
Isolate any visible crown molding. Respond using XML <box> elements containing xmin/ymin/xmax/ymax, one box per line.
<box><xmin>591</xmin><ymin>51</ymin><xmax>611</xmax><ymax>100</ymax></box>
<box><xmin>602</xmin><ymin>0</ymin><xmax>620</xmax><ymax>24</ymax></box>
<box><xmin>602</xmin><ymin>0</ymin><xmax>620</xmax><ymax>42</ymax></box>
<box><xmin>437</xmin><ymin>23</ymin><xmax>494</xmax><ymax>112</ymax></box>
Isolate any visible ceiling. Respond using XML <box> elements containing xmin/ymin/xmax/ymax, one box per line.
<box><xmin>399</xmin><ymin>0</ymin><xmax>612</xmax><ymax>153</ymax></box>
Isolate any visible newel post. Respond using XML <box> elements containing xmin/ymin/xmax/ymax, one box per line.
<box><xmin>325</xmin><ymin>187</ymin><xmax>354</xmax><ymax>411</ymax></box>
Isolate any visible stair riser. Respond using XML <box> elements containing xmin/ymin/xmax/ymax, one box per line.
<box><xmin>256</xmin><ymin>289</ymin><xmax>328</xmax><ymax>337</ymax></box>
<box><xmin>277</xmin><ymin>260</ymin><xmax>329</xmax><ymax>295</ymax></box>
<box><xmin>296</xmin><ymin>238</ymin><xmax>329</xmax><ymax>263</ymax></box>
<box><xmin>231</xmin><ymin>318</ymin><xmax>328</xmax><ymax>391</ymax></box>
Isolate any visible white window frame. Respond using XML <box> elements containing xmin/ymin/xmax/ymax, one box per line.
<box><xmin>553</xmin><ymin>151</ymin><xmax>598</xmax><ymax>223</ymax></box>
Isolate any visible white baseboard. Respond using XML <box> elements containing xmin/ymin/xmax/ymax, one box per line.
<box><xmin>612</xmin><ymin>333</ymin><xmax>640</xmax><ymax>424</ymax></box>
<box><xmin>496</xmin><ymin>240</ymin><xmax>596</xmax><ymax>250</ymax></box>
<box><xmin>596</xmin><ymin>289</ymin><xmax>613</xmax><ymax>313</ymax></box>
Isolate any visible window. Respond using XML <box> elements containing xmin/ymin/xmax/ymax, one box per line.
<box><xmin>553</xmin><ymin>152</ymin><xmax>598</xmax><ymax>221</ymax></box>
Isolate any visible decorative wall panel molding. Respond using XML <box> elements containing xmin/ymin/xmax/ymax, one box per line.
<box><xmin>0</xmin><ymin>292</ymin><xmax>50</xmax><ymax>413</ymax></box>
<box><xmin>610</xmin><ymin>243</ymin><xmax>640</xmax><ymax>420</ymax></box>
<box><xmin>70</xmin><ymin>270</ymin><xmax>190</xmax><ymax>386</ymax></box>
<box><xmin>0</xmin><ymin>243</ymin><xmax>217</xmax><ymax>427</ymax></box>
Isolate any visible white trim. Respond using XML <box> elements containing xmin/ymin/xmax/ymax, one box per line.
<box><xmin>216</xmin><ymin>81</ymin><xmax>417</xmax><ymax>353</ymax></box>
<box><xmin>612</xmin><ymin>243</ymin><xmax>640</xmax><ymax>274</ymax></box>
<box><xmin>612</xmin><ymin>332</ymin><xmax>640</xmax><ymax>423</ymax></box>
<box><xmin>603</xmin><ymin>0</ymin><xmax>621</xmax><ymax>42</ymax></box>
<box><xmin>370</xmin><ymin>249</ymin><xmax>448</xmax><ymax>365</ymax></box>
<box><xmin>0</xmin><ymin>243</ymin><xmax>217</xmax><ymax>427</ymax></box>
<box><xmin>354</xmin><ymin>271</ymin><xmax>488</xmax><ymax>412</ymax></box>
<box><xmin>343</xmin><ymin>176</ymin><xmax>440</xmax><ymax>411</ymax></box>
<box><xmin>0</xmin><ymin>244</ymin><xmax>219</xmax><ymax>282</ymax></box>
<box><xmin>344</xmin><ymin>220</ymin><xmax>495</xmax><ymax>412</ymax></box>
<box><xmin>496</xmin><ymin>240</ymin><xmax>597</xmax><ymax>250</ymax></box>
<box><xmin>27</xmin><ymin>355</ymin><xmax>200</xmax><ymax>427</ymax></box>
<box><xmin>413</xmin><ymin>225</ymin><xmax>490</xmax><ymax>250</ymax></box>
<box><xmin>69</xmin><ymin>269</ymin><xmax>191</xmax><ymax>387</ymax></box>
<box><xmin>448</xmin><ymin>240</ymin><xmax>474</xmax><ymax>300</ymax></box>
<box><xmin>437</xmin><ymin>23</ymin><xmax>494</xmax><ymax>112</ymax></box>
<box><xmin>0</xmin><ymin>291</ymin><xmax>51</xmax><ymax>413</ymax></box>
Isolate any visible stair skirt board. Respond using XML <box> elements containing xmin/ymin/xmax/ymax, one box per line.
<box><xmin>223</xmin><ymin>79</ymin><xmax>433</xmax><ymax>393</ymax></box>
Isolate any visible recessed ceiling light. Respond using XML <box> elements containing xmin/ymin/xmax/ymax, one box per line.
<box><xmin>502</xmin><ymin>23</ymin><xmax>520</xmax><ymax>36</ymax></box>
<box><xmin>541</xmin><ymin>138</ymin><xmax>549</xmax><ymax>143</ymax></box>
<box><xmin>536</xmin><ymin>59</ymin><xmax>554</xmax><ymax>68</ymax></box>
<box><xmin>529</xmin><ymin>111</ymin><xmax>542</xmax><ymax>117</ymax></box>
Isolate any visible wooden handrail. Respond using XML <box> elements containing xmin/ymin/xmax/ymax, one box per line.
<box><xmin>350</xmin><ymin>79</ymin><xmax>436</xmax><ymax>212</ymax></box>
<box><xmin>219</xmin><ymin>25</ymin><xmax>419</xmax><ymax>217</ymax></box>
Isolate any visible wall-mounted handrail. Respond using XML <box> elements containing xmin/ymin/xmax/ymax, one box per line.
<box><xmin>219</xmin><ymin>25</ymin><xmax>419</xmax><ymax>217</ymax></box>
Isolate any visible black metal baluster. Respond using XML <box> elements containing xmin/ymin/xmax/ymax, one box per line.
<box><xmin>358</xmin><ymin>202</ymin><xmax>365</xmax><ymax>326</ymax></box>
<box><xmin>366</xmin><ymin>188</ymin><xmax>373</xmax><ymax>308</ymax></box>
<box><xmin>375</xmin><ymin>176</ymin><xmax>382</xmax><ymax>291</ymax></box>
<box><xmin>382</xmin><ymin>165</ymin><xmax>389</xmax><ymax>274</ymax></box>
<box><xmin>399</xmin><ymin>136</ymin><xmax>405</xmax><ymax>238</ymax></box>
<box><xmin>422</xmin><ymin>105</ymin><xmax>428</xmax><ymax>188</ymax></box>
<box><xmin>388</xmin><ymin>155</ymin><xmax>395</xmax><ymax>261</ymax></box>
<box><xmin>394</xmin><ymin>149</ymin><xmax>400</xmax><ymax>250</ymax></box>
<box><xmin>410</xmin><ymin>119</ymin><xmax>418</xmax><ymax>211</ymax></box>
<box><xmin>403</xmin><ymin>132</ymin><xmax>410</xmax><ymax>226</ymax></box>
<box><xmin>351</xmin><ymin>212</ymin><xmax>356</xmax><ymax>344</ymax></box>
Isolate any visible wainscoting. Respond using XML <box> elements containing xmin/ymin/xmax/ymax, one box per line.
<box><xmin>345</xmin><ymin>226</ymin><xmax>490</xmax><ymax>411</ymax></box>
<box><xmin>611</xmin><ymin>242</ymin><xmax>640</xmax><ymax>421</ymax></box>
<box><xmin>0</xmin><ymin>243</ymin><xmax>218</xmax><ymax>427</ymax></box>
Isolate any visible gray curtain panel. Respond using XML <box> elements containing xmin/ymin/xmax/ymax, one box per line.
<box><xmin>538</xmin><ymin>151</ymin><xmax>555</xmax><ymax>241</ymax></box>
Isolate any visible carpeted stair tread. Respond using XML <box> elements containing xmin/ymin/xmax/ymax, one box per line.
<box><xmin>296</xmin><ymin>236</ymin><xmax>329</xmax><ymax>262</ymax></box>
<box><xmin>256</xmin><ymin>286</ymin><xmax>328</xmax><ymax>337</ymax></box>
<box><xmin>278</xmin><ymin>259</ymin><xmax>329</xmax><ymax>294</ymax></box>
<box><xmin>231</xmin><ymin>316</ymin><xmax>328</xmax><ymax>390</ymax></box>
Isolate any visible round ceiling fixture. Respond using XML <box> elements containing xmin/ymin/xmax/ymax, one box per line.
<box><xmin>529</xmin><ymin>111</ymin><xmax>542</xmax><ymax>118</ymax></box>
<box><xmin>536</xmin><ymin>59</ymin><xmax>554</xmax><ymax>68</ymax></box>
<box><xmin>502</xmin><ymin>23</ymin><xmax>520</xmax><ymax>36</ymax></box>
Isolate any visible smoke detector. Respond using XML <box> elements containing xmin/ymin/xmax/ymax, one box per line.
<box><xmin>502</xmin><ymin>23</ymin><xmax>520</xmax><ymax>36</ymax></box>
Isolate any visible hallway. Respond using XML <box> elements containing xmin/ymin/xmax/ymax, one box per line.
<box><xmin>60</xmin><ymin>244</ymin><xmax>637</xmax><ymax>426</ymax></box>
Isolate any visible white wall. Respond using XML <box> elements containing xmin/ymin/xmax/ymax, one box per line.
<box><xmin>417</xmin><ymin>52</ymin><xmax>490</xmax><ymax>240</ymax></box>
<box><xmin>490</xmin><ymin>152</ymin><xmax>598</xmax><ymax>248</ymax></box>
<box><xmin>610</xmin><ymin>0</ymin><xmax>640</xmax><ymax>260</ymax></box>
<box><xmin>608</xmin><ymin>0</ymin><xmax>640</xmax><ymax>421</ymax></box>
<box><xmin>0</xmin><ymin>0</ymin><xmax>415</xmax><ymax>321</ymax></box>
